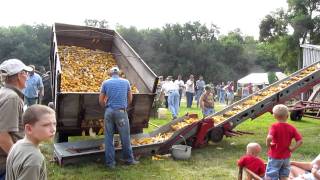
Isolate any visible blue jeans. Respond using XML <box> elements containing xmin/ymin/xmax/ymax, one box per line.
<box><xmin>24</xmin><ymin>97</ymin><xmax>38</xmax><ymax>107</ymax></box>
<box><xmin>186</xmin><ymin>92</ymin><xmax>193</xmax><ymax>108</ymax></box>
<box><xmin>104</xmin><ymin>108</ymin><xmax>134</xmax><ymax>167</ymax></box>
<box><xmin>168</xmin><ymin>90</ymin><xmax>180</xmax><ymax>118</ymax></box>
<box><xmin>195</xmin><ymin>89</ymin><xmax>204</xmax><ymax>107</ymax></box>
<box><xmin>0</xmin><ymin>171</ymin><xmax>5</xmax><ymax>180</ymax></box>
<box><xmin>202</xmin><ymin>107</ymin><xmax>214</xmax><ymax>117</ymax></box>
<box><xmin>219</xmin><ymin>90</ymin><xmax>225</xmax><ymax>103</ymax></box>
<box><xmin>265</xmin><ymin>157</ymin><xmax>290</xmax><ymax>180</ymax></box>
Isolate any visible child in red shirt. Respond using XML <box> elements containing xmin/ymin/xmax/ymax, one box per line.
<box><xmin>265</xmin><ymin>104</ymin><xmax>303</xmax><ymax>180</ymax></box>
<box><xmin>238</xmin><ymin>142</ymin><xmax>266</xmax><ymax>179</ymax></box>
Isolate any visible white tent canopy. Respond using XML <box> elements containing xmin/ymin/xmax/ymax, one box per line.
<box><xmin>237</xmin><ymin>72</ymin><xmax>287</xmax><ymax>86</ymax></box>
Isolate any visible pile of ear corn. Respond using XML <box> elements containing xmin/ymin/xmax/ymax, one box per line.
<box><xmin>131</xmin><ymin>117</ymin><xmax>200</xmax><ymax>146</ymax></box>
<box><xmin>58</xmin><ymin>46</ymin><xmax>139</xmax><ymax>93</ymax></box>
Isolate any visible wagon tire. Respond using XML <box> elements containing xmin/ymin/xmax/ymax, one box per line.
<box><xmin>209</xmin><ymin>127</ymin><xmax>224</xmax><ymax>143</ymax></box>
<box><xmin>290</xmin><ymin>110</ymin><xmax>303</xmax><ymax>121</ymax></box>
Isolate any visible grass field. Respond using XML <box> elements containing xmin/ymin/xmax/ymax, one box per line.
<box><xmin>44</xmin><ymin>101</ymin><xmax>320</xmax><ymax>180</ymax></box>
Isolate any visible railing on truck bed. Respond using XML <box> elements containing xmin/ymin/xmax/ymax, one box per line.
<box><xmin>50</xmin><ymin>23</ymin><xmax>158</xmax><ymax>142</ymax></box>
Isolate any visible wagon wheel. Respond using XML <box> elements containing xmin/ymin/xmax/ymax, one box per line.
<box><xmin>209</xmin><ymin>127</ymin><xmax>224</xmax><ymax>143</ymax></box>
<box><xmin>290</xmin><ymin>110</ymin><xmax>303</xmax><ymax>121</ymax></box>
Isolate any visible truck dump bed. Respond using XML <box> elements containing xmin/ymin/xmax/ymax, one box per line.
<box><xmin>50</xmin><ymin>23</ymin><xmax>158</xmax><ymax>141</ymax></box>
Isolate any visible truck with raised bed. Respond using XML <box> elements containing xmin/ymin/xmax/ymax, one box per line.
<box><xmin>50</xmin><ymin>23</ymin><xmax>158</xmax><ymax>142</ymax></box>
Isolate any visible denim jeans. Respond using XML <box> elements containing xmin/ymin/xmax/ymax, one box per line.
<box><xmin>202</xmin><ymin>107</ymin><xmax>214</xmax><ymax>117</ymax></box>
<box><xmin>104</xmin><ymin>108</ymin><xmax>134</xmax><ymax>167</ymax></box>
<box><xmin>186</xmin><ymin>92</ymin><xmax>193</xmax><ymax>108</ymax></box>
<box><xmin>0</xmin><ymin>171</ymin><xmax>5</xmax><ymax>180</ymax></box>
<box><xmin>168</xmin><ymin>90</ymin><xmax>180</xmax><ymax>118</ymax></box>
<box><xmin>178</xmin><ymin>89</ymin><xmax>183</xmax><ymax>106</ymax></box>
<box><xmin>219</xmin><ymin>90</ymin><xmax>225</xmax><ymax>103</ymax></box>
<box><xmin>265</xmin><ymin>157</ymin><xmax>290</xmax><ymax>180</ymax></box>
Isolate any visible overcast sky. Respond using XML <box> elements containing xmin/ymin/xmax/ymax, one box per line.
<box><xmin>1</xmin><ymin>0</ymin><xmax>287</xmax><ymax>38</ymax></box>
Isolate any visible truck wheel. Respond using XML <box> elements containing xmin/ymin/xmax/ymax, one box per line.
<box><xmin>56</xmin><ymin>133</ymin><xmax>68</xmax><ymax>143</ymax></box>
<box><xmin>290</xmin><ymin>110</ymin><xmax>303</xmax><ymax>121</ymax></box>
<box><xmin>210</xmin><ymin>127</ymin><xmax>224</xmax><ymax>143</ymax></box>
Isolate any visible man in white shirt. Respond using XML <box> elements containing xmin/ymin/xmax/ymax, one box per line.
<box><xmin>162</xmin><ymin>76</ymin><xmax>180</xmax><ymax>119</ymax></box>
<box><xmin>174</xmin><ymin>75</ymin><xmax>184</xmax><ymax>106</ymax></box>
<box><xmin>185</xmin><ymin>75</ymin><xmax>195</xmax><ymax>108</ymax></box>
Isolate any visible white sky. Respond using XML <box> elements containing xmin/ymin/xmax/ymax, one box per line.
<box><xmin>1</xmin><ymin>0</ymin><xmax>287</xmax><ymax>38</ymax></box>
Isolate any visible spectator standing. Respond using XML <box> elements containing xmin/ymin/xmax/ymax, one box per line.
<box><xmin>0</xmin><ymin>59</ymin><xmax>32</xmax><ymax>179</ymax></box>
<box><xmin>199</xmin><ymin>85</ymin><xmax>215</xmax><ymax>117</ymax></box>
<box><xmin>185</xmin><ymin>75</ymin><xmax>195</xmax><ymax>108</ymax></box>
<box><xmin>265</xmin><ymin>104</ymin><xmax>303</xmax><ymax>180</ymax></box>
<box><xmin>242</xmin><ymin>84</ymin><xmax>250</xmax><ymax>99</ymax></box>
<box><xmin>23</xmin><ymin>65</ymin><xmax>44</xmax><ymax>107</ymax></box>
<box><xmin>99</xmin><ymin>66</ymin><xmax>138</xmax><ymax>169</ymax></box>
<box><xmin>164</xmin><ymin>76</ymin><xmax>180</xmax><ymax>119</ymax></box>
<box><xmin>195</xmin><ymin>75</ymin><xmax>205</xmax><ymax>108</ymax></box>
<box><xmin>216</xmin><ymin>84</ymin><xmax>221</xmax><ymax>102</ymax></box>
<box><xmin>161</xmin><ymin>77</ymin><xmax>170</xmax><ymax>108</ymax></box>
<box><xmin>174</xmin><ymin>75</ymin><xmax>184</xmax><ymax>106</ymax></box>
<box><xmin>219</xmin><ymin>82</ymin><xmax>226</xmax><ymax>104</ymax></box>
<box><xmin>6</xmin><ymin>105</ymin><xmax>56</xmax><ymax>180</ymax></box>
<box><xmin>225</xmin><ymin>81</ymin><xmax>234</xmax><ymax>105</ymax></box>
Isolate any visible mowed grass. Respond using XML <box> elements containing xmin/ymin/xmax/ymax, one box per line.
<box><xmin>44</xmin><ymin>100</ymin><xmax>320</xmax><ymax>180</ymax></box>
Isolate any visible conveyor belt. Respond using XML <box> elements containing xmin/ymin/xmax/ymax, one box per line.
<box><xmin>206</xmin><ymin>62</ymin><xmax>320</xmax><ymax>131</ymax></box>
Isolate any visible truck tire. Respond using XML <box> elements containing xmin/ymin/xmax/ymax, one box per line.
<box><xmin>290</xmin><ymin>110</ymin><xmax>303</xmax><ymax>121</ymax></box>
<box><xmin>209</xmin><ymin>127</ymin><xmax>224</xmax><ymax>143</ymax></box>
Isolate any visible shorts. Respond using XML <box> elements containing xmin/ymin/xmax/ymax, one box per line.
<box><xmin>265</xmin><ymin>157</ymin><xmax>290</xmax><ymax>180</ymax></box>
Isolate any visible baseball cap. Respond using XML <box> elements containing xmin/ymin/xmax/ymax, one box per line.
<box><xmin>110</xmin><ymin>66</ymin><xmax>120</xmax><ymax>73</ymax></box>
<box><xmin>0</xmin><ymin>59</ymin><xmax>33</xmax><ymax>76</ymax></box>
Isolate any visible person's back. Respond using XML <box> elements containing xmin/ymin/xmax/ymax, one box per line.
<box><xmin>265</xmin><ymin>104</ymin><xmax>302</xmax><ymax>180</ymax></box>
<box><xmin>6</xmin><ymin>140</ymin><xmax>46</xmax><ymax>180</ymax></box>
<box><xmin>102</xmin><ymin>77</ymin><xmax>130</xmax><ymax>110</ymax></box>
<box><xmin>268</xmin><ymin>122</ymin><xmax>301</xmax><ymax>159</ymax></box>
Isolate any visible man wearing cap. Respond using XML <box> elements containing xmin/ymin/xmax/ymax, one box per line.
<box><xmin>99</xmin><ymin>66</ymin><xmax>138</xmax><ymax>169</ymax></box>
<box><xmin>0</xmin><ymin>59</ymin><xmax>32</xmax><ymax>179</ymax></box>
<box><xmin>23</xmin><ymin>65</ymin><xmax>44</xmax><ymax>107</ymax></box>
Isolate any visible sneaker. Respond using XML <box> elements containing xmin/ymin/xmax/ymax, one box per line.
<box><xmin>125</xmin><ymin>160</ymin><xmax>139</xmax><ymax>165</ymax></box>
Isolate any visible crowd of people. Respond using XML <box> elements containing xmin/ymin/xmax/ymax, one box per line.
<box><xmin>157</xmin><ymin>74</ymin><xmax>259</xmax><ymax>119</ymax></box>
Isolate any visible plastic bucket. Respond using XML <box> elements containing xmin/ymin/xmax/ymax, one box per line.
<box><xmin>157</xmin><ymin>108</ymin><xmax>168</xmax><ymax>119</ymax></box>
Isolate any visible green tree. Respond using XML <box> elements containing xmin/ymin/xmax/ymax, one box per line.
<box><xmin>0</xmin><ymin>24</ymin><xmax>51</xmax><ymax>68</ymax></box>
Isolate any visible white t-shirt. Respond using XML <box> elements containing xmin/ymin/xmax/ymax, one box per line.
<box><xmin>174</xmin><ymin>80</ymin><xmax>184</xmax><ymax>90</ymax></box>
<box><xmin>185</xmin><ymin>79</ymin><xmax>195</xmax><ymax>93</ymax></box>
<box><xmin>161</xmin><ymin>81</ymin><xmax>179</xmax><ymax>96</ymax></box>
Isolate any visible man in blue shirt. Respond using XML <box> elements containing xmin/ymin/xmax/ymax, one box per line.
<box><xmin>99</xmin><ymin>66</ymin><xmax>138</xmax><ymax>169</ymax></box>
<box><xmin>23</xmin><ymin>65</ymin><xmax>44</xmax><ymax>107</ymax></box>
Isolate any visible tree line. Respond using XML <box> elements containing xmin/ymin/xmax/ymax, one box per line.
<box><xmin>0</xmin><ymin>0</ymin><xmax>318</xmax><ymax>83</ymax></box>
